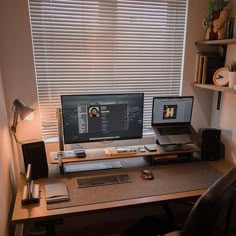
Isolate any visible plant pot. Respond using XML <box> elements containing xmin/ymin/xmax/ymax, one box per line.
<box><xmin>228</xmin><ymin>72</ymin><xmax>236</xmax><ymax>88</ymax></box>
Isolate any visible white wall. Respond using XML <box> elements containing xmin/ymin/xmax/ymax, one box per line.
<box><xmin>0</xmin><ymin>0</ymin><xmax>43</xmax><ymax>170</ymax></box>
<box><xmin>0</xmin><ymin>71</ymin><xmax>16</xmax><ymax>236</ymax></box>
<box><xmin>182</xmin><ymin>1</ymin><xmax>236</xmax><ymax>164</ymax></box>
<box><xmin>210</xmin><ymin>2</ymin><xmax>236</xmax><ymax>164</ymax></box>
<box><xmin>0</xmin><ymin>0</ymin><xmax>42</xmax><ymax>143</ymax></box>
<box><xmin>0</xmin><ymin>0</ymin><xmax>235</xmax><ymax>233</ymax></box>
<box><xmin>182</xmin><ymin>0</ymin><xmax>214</xmax><ymax>130</ymax></box>
<box><xmin>0</xmin><ymin>1</ymin><xmax>41</xmax><ymax>235</ymax></box>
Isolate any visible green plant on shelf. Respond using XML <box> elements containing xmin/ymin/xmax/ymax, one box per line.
<box><xmin>227</xmin><ymin>60</ymin><xmax>236</xmax><ymax>72</ymax></box>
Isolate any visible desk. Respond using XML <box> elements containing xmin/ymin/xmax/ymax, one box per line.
<box><xmin>12</xmin><ymin>159</ymin><xmax>233</xmax><ymax>235</ymax></box>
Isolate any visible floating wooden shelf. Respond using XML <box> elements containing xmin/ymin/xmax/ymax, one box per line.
<box><xmin>194</xmin><ymin>39</ymin><xmax>236</xmax><ymax>110</ymax></box>
<box><xmin>192</xmin><ymin>83</ymin><xmax>236</xmax><ymax>94</ymax></box>
<box><xmin>192</xmin><ymin>83</ymin><xmax>236</xmax><ymax>110</ymax></box>
<box><xmin>50</xmin><ymin>144</ymin><xmax>200</xmax><ymax>165</ymax></box>
<box><xmin>195</xmin><ymin>39</ymin><xmax>236</xmax><ymax>46</ymax></box>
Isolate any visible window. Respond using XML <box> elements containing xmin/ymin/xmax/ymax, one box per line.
<box><xmin>28</xmin><ymin>0</ymin><xmax>187</xmax><ymax>139</ymax></box>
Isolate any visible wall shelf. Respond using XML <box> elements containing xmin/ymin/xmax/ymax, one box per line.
<box><xmin>194</xmin><ymin>39</ymin><xmax>236</xmax><ymax>110</ymax></box>
<box><xmin>192</xmin><ymin>83</ymin><xmax>236</xmax><ymax>110</ymax></box>
<box><xmin>192</xmin><ymin>83</ymin><xmax>236</xmax><ymax>94</ymax></box>
<box><xmin>195</xmin><ymin>39</ymin><xmax>236</xmax><ymax>46</ymax></box>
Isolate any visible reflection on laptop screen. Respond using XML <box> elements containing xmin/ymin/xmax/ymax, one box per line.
<box><xmin>152</xmin><ymin>96</ymin><xmax>194</xmax><ymax>125</ymax></box>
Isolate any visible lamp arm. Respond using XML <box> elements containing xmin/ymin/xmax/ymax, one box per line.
<box><xmin>11</xmin><ymin>111</ymin><xmax>19</xmax><ymax>134</ymax></box>
<box><xmin>56</xmin><ymin>108</ymin><xmax>64</xmax><ymax>151</ymax></box>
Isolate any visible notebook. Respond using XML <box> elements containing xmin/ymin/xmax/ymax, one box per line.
<box><xmin>45</xmin><ymin>183</ymin><xmax>70</xmax><ymax>203</ymax></box>
<box><xmin>152</xmin><ymin>96</ymin><xmax>197</xmax><ymax>146</ymax></box>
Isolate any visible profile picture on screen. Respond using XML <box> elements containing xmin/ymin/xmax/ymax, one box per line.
<box><xmin>89</xmin><ymin>107</ymin><xmax>100</xmax><ymax>118</ymax></box>
<box><xmin>163</xmin><ymin>105</ymin><xmax>177</xmax><ymax>119</ymax></box>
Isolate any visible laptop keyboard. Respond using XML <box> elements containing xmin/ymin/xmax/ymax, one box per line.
<box><xmin>158</xmin><ymin>126</ymin><xmax>191</xmax><ymax>135</ymax></box>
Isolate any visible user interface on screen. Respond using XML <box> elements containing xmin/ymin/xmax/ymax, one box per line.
<box><xmin>61</xmin><ymin>93</ymin><xmax>144</xmax><ymax>144</ymax></box>
<box><xmin>152</xmin><ymin>96</ymin><xmax>193</xmax><ymax>125</ymax></box>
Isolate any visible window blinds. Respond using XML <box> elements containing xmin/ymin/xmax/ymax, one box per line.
<box><xmin>28</xmin><ymin>0</ymin><xmax>187</xmax><ymax>139</ymax></box>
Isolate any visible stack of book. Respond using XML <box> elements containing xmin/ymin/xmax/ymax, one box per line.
<box><xmin>45</xmin><ymin>183</ymin><xmax>70</xmax><ymax>203</ymax></box>
<box><xmin>195</xmin><ymin>52</ymin><xmax>225</xmax><ymax>84</ymax></box>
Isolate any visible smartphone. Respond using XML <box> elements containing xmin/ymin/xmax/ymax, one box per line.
<box><xmin>138</xmin><ymin>147</ymin><xmax>146</xmax><ymax>152</ymax></box>
<box><xmin>144</xmin><ymin>145</ymin><xmax>157</xmax><ymax>152</ymax></box>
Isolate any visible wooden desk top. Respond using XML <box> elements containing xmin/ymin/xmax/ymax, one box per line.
<box><xmin>12</xmin><ymin>159</ymin><xmax>233</xmax><ymax>224</ymax></box>
<box><xmin>50</xmin><ymin>144</ymin><xmax>201</xmax><ymax>164</ymax></box>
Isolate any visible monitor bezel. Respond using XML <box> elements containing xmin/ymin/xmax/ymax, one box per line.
<box><xmin>151</xmin><ymin>96</ymin><xmax>194</xmax><ymax>126</ymax></box>
<box><xmin>61</xmin><ymin>93</ymin><xmax>144</xmax><ymax>144</ymax></box>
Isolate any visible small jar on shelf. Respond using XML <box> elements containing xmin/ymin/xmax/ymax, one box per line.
<box><xmin>227</xmin><ymin>60</ymin><xmax>236</xmax><ymax>89</ymax></box>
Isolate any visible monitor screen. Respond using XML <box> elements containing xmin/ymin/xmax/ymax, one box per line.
<box><xmin>61</xmin><ymin>93</ymin><xmax>144</xmax><ymax>144</ymax></box>
<box><xmin>152</xmin><ymin>96</ymin><xmax>194</xmax><ymax>125</ymax></box>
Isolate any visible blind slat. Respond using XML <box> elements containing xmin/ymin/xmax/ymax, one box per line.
<box><xmin>28</xmin><ymin>0</ymin><xmax>187</xmax><ymax>139</ymax></box>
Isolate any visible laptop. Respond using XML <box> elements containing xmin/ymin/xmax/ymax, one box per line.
<box><xmin>152</xmin><ymin>96</ymin><xmax>198</xmax><ymax>146</ymax></box>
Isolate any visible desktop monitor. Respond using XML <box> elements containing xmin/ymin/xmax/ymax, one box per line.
<box><xmin>61</xmin><ymin>93</ymin><xmax>144</xmax><ymax>144</ymax></box>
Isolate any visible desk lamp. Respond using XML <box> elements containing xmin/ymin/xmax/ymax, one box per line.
<box><xmin>11</xmin><ymin>99</ymin><xmax>35</xmax><ymax>142</ymax></box>
<box><xmin>21</xmin><ymin>163</ymin><xmax>40</xmax><ymax>205</ymax></box>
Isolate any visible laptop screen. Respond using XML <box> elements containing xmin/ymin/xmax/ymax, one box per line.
<box><xmin>152</xmin><ymin>96</ymin><xmax>194</xmax><ymax>125</ymax></box>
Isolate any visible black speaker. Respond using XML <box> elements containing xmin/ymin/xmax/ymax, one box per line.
<box><xmin>198</xmin><ymin>128</ymin><xmax>224</xmax><ymax>161</ymax></box>
<box><xmin>22</xmin><ymin>141</ymin><xmax>49</xmax><ymax>179</ymax></box>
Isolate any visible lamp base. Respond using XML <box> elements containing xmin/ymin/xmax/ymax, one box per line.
<box><xmin>21</xmin><ymin>183</ymin><xmax>40</xmax><ymax>205</ymax></box>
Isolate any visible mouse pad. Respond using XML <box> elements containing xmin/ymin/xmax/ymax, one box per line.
<box><xmin>46</xmin><ymin>162</ymin><xmax>223</xmax><ymax>210</ymax></box>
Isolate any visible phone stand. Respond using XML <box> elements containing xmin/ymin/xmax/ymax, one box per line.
<box><xmin>21</xmin><ymin>164</ymin><xmax>40</xmax><ymax>205</ymax></box>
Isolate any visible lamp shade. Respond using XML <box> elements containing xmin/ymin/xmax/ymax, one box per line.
<box><xmin>11</xmin><ymin>99</ymin><xmax>36</xmax><ymax>139</ymax></box>
<box><xmin>13</xmin><ymin>99</ymin><xmax>35</xmax><ymax>121</ymax></box>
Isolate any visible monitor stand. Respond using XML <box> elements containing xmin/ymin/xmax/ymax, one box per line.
<box><xmin>160</xmin><ymin>144</ymin><xmax>192</xmax><ymax>152</ymax></box>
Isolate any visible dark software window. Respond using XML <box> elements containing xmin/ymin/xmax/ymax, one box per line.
<box><xmin>61</xmin><ymin>93</ymin><xmax>144</xmax><ymax>144</ymax></box>
<box><xmin>152</xmin><ymin>97</ymin><xmax>193</xmax><ymax>125</ymax></box>
<box><xmin>86</xmin><ymin>104</ymin><xmax>128</xmax><ymax>134</ymax></box>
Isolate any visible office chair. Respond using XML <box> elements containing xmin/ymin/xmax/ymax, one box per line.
<box><xmin>121</xmin><ymin>166</ymin><xmax>236</xmax><ymax>236</ymax></box>
<box><xmin>163</xmin><ymin>166</ymin><xmax>236</xmax><ymax>236</ymax></box>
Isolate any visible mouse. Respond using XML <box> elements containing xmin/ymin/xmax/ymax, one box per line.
<box><xmin>141</xmin><ymin>169</ymin><xmax>154</xmax><ymax>180</ymax></box>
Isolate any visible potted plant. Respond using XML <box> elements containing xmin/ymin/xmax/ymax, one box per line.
<box><xmin>227</xmin><ymin>60</ymin><xmax>236</xmax><ymax>88</ymax></box>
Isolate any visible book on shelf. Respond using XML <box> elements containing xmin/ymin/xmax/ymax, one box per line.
<box><xmin>234</xmin><ymin>16</ymin><xmax>236</xmax><ymax>39</ymax></box>
<box><xmin>194</xmin><ymin>53</ymin><xmax>200</xmax><ymax>83</ymax></box>
<box><xmin>195</xmin><ymin>52</ymin><xmax>224</xmax><ymax>85</ymax></box>
<box><xmin>202</xmin><ymin>56</ymin><xmax>208</xmax><ymax>84</ymax></box>
<box><xmin>224</xmin><ymin>17</ymin><xmax>235</xmax><ymax>39</ymax></box>
<box><xmin>229</xmin><ymin>17</ymin><xmax>235</xmax><ymax>39</ymax></box>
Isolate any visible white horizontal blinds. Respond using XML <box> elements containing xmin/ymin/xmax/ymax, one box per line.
<box><xmin>28</xmin><ymin>0</ymin><xmax>187</xmax><ymax>138</ymax></box>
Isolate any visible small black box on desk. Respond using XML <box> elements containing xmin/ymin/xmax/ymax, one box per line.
<box><xmin>22</xmin><ymin>141</ymin><xmax>49</xmax><ymax>179</ymax></box>
<box><xmin>198</xmin><ymin>128</ymin><xmax>225</xmax><ymax>161</ymax></box>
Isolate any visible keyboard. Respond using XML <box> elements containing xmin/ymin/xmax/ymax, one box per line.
<box><xmin>77</xmin><ymin>174</ymin><xmax>132</xmax><ymax>188</ymax></box>
<box><xmin>63</xmin><ymin>161</ymin><xmax>122</xmax><ymax>173</ymax></box>
<box><xmin>158</xmin><ymin>126</ymin><xmax>191</xmax><ymax>135</ymax></box>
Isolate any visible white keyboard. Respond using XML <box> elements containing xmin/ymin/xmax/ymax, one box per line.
<box><xmin>63</xmin><ymin>161</ymin><xmax>122</xmax><ymax>173</ymax></box>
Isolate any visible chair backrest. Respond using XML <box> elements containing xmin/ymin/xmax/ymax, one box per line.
<box><xmin>180</xmin><ymin>166</ymin><xmax>236</xmax><ymax>236</ymax></box>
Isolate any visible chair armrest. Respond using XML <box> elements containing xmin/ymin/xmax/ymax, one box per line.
<box><xmin>162</xmin><ymin>230</ymin><xmax>181</xmax><ymax>236</ymax></box>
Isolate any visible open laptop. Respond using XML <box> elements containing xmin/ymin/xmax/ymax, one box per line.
<box><xmin>152</xmin><ymin>96</ymin><xmax>198</xmax><ymax>146</ymax></box>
